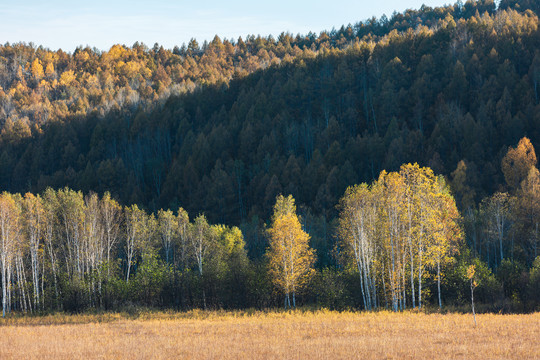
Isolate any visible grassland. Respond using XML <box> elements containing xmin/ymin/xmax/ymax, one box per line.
<box><xmin>0</xmin><ymin>310</ymin><xmax>538</xmax><ymax>359</ymax></box>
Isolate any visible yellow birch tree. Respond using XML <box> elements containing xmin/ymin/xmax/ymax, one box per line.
<box><xmin>267</xmin><ymin>195</ymin><xmax>315</xmax><ymax>308</ymax></box>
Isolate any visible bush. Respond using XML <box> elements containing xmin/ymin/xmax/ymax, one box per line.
<box><xmin>311</xmin><ymin>268</ymin><xmax>353</xmax><ymax>310</ymax></box>
<box><xmin>526</xmin><ymin>256</ymin><xmax>540</xmax><ymax>310</ymax></box>
<box><xmin>130</xmin><ymin>251</ymin><xmax>172</xmax><ymax>307</ymax></box>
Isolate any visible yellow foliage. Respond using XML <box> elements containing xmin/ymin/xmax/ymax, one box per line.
<box><xmin>44</xmin><ymin>62</ymin><xmax>55</xmax><ymax>78</ymax></box>
<box><xmin>30</xmin><ymin>59</ymin><xmax>44</xmax><ymax>79</ymax></box>
<box><xmin>339</xmin><ymin>163</ymin><xmax>462</xmax><ymax>310</ymax></box>
<box><xmin>107</xmin><ymin>44</ymin><xmax>127</xmax><ymax>61</ymax></box>
<box><xmin>502</xmin><ymin>137</ymin><xmax>537</xmax><ymax>190</ymax></box>
<box><xmin>267</xmin><ymin>196</ymin><xmax>315</xmax><ymax>302</ymax></box>
<box><xmin>59</xmin><ymin>70</ymin><xmax>76</xmax><ymax>87</ymax></box>
<box><xmin>214</xmin><ymin>224</ymin><xmax>245</xmax><ymax>255</ymax></box>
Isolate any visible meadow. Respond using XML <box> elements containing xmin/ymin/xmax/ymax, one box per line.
<box><xmin>0</xmin><ymin>310</ymin><xmax>538</xmax><ymax>359</ymax></box>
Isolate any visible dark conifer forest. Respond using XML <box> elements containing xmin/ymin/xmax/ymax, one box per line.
<box><xmin>0</xmin><ymin>0</ymin><xmax>539</xmax><ymax>314</ymax></box>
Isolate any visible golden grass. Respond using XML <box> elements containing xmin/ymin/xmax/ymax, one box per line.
<box><xmin>0</xmin><ymin>310</ymin><xmax>538</xmax><ymax>359</ymax></box>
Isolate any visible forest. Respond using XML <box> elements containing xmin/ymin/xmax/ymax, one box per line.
<box><xmin>0</xmin><ymin>0</ymin><xmax>539</xmax><ymax>314</ymax></box>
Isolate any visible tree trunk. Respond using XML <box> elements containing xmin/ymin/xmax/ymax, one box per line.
<box><xmin>418</xmin><ymin>261</ymin><xmax>423</xmax><ymax>309</ymax></box>
<box><xmin>437</xmin><ymin>258</ymin><xmax>442</xmax><ymax>309</ymax></box>
<box><xmin>410</xmin><ymin>245</ymin><xmax>415</xmax><ymax>308</ymax></box>
<box><xmin>471</xmin><ymin>279</ymin><xmax>477</xmax><ymax>327</ymax></box>
<box><xmin>2</xmin><ymin>259</ymin><xmax>7</xmax><ymax>317</ymax></box>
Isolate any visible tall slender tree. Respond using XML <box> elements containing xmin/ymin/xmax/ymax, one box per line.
<box><xmin>267</xmin><ymin>195</ymin><xmax>315</xmax><ymax>308</ymax></box>
<box><xmin>0</xmin><ymin>193</ymin><xmax>20</xmax><ymax>317</ymax></box>
<box><xmin>22</xmin><ymin>193</ymin><xmax>44</xmax><ymax>311</ymax></box>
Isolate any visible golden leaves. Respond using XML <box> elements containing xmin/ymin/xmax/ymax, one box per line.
<box><xmin>267</xmin><ymin>196</ymin><xmax>315</xmax><ymax>296</ymax></box>
<box><xmin>338</xmin><ymin>163</ymin><xmax>463</xmax><ymax>307</ymax></box>
<box><xmin>59</xmin><ymin>70</ymin><xmax>76</xmax><ymax>87</ymax></box>
<box><xmin>502</xmin><ymin>137</ymin><xmax>537</xmax><ymax>190</ymax></box>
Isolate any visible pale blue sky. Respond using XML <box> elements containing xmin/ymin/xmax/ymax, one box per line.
<box><xmin>1</xmin><ymin>0</ymin><xmax>452</xmax><ymax>51</ymax></box>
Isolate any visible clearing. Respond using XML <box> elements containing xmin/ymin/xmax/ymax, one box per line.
<box><xmin>0</xmin><ymin>310</ymin><xmax>538</xmax><ymax>359</ymax></box>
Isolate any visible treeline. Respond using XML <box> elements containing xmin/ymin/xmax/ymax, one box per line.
<box><xmin>0</xmin><ymin>188</ymin><xmax>254</xmax><ymax>314</ymax></box>
<box><xmin>0</xmin><ymin>0</ymin><xmax>505</xmax><ymax>131</ymax></box>
<box><xmin>0</xmin><ymin>163</ymin><xmax>539</xmax><ymax>316</ymax></box>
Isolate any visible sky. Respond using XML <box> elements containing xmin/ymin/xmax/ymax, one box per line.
<box><xmin>1</xmin><ymin>0</ymin><xmax>453</xmax><ymax>52</ymax></box>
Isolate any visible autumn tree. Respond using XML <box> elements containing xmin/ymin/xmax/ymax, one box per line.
<box><xmin>502</xmin><ymin>137</ymin><xmax>537</xmax><ymax>191</ymax></box>
<box><xmin>0</xmin><ymin>193</ymin><xmax>20</xmax><ymax>317</ymax></box>
<box><xmin>267</xmin><ymin>195</ymin><xmax>315</xmax><ymax>308</ymax></box>
<box><xmin>338</xmin><ymin>184</ymin><xmax>378</xmax><ymax>310</ymax></box>
<box><xmin>375</xmin><ymin>170</ymin><xmax>407</xmax><ymax>311</ymax></box>
<box><xmin>467</xmin><ymin>264</ymin><xmax>478</xmax><ymax>326</ymax></box>
<box><xmin>428</xmin><ymin>179</ymin><xmax>462</xmax><ymax>308</ymax></box>
<box><xmin>30</xmin><ymin>59</ymin><xmax>44</xmax><ymax>83</ymax></box>
<box><xmin>516</xmin><ymin>167</ymin><xmax>540</xmax><ymax>262</ymax></box>
<box><xmin>42</xmin><ymin>188</ymin><xmax>60</xmax><ymax>307</ymax></box>
<box><xmin>21</xmin><ymin>193</ymin><xmax>44</xmax><ymax>311</ymax></box>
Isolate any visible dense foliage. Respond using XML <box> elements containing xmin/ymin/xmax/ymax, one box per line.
<box><xmin>0</xmin><ymin>0</ymin><xmax>539</xmax><ymax>313</ymax></box>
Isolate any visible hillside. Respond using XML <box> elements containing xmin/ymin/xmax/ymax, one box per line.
<box><xmin>0</xmin><ymin>1</ymin><xmax>537</xmax><ymax>219</ymax></box>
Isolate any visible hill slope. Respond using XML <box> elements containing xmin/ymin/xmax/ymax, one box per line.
<box><xmin>1</xmin><ymin>2</ymin><xmax>538</xmax><ymax>227</ymax></box>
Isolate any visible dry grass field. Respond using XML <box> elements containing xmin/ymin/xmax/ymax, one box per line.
<box><xmin>0</xmin><ymin>310</ymin><xmax>538</xmax><ymax>359</ymax></box>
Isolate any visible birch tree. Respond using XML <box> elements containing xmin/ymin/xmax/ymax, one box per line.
<box><xmin>467</xmin><ymin>265</ymin><xmax>478</xmax><ymax>326</ymax></box>
<box><xmin>56</xmin><ymin>188</ymin><xmax>86</xmax><ymax>277</ymax></box>
<box><xmin>124</xmin><ymin>204</ymin><xmax>145</xmax><ymax>282</ymax></box>
<box><xmin>100</xmin><ymin>192</ymin><xmax>122</xmax><ymax>278</ymax></box>
<box><xmin>379</xmin><ymin>171</ymin><xmax>407</xmax><ymax>311</ymax></box>
<box><xmin>267</xmin><ymin>195</ymin><xmax>315</xmax><ymax>308</ymax></box>
<box><xmin>401</xmin><ymin>163</ymin><xmax>421</xmax><ymax>308</ymax></box>
<box><xmin>177</xmin><ymin>208</ymin><xmax>189</xmax><ymax>270</ymax></box>
<box><xmin>190</xmin><ymin>215</ymin><xmax>212</xmax><ymax>277</ymax></box>
<box><xmin>482</xmin><ymin>192</ymin><xmax>512</xmax><ymax>266</ymax></box>
<box><xmin>338</xmin><ymin>184</ymin><xmax>378</xmax><ymax>310</ymax></box>
<box><xmin>189</xmin><ymin>214</ymin><xmax>214</xmax><ymax>308</ymax></box>
<box><xmin>0</xmin><ymin>193</ymin><xmax>20</xmax><ymax>317</ymax></box>
<box><xmin>12</xmin><ymin>197</ymin><xmax>30</xmax><ymax>313</ymax></box>
<box><xmin>427</xmin><ymin>180</ymin><xmax>462</xmax><ymax>309</ymax></box>
<box><xmin>22</xmin><ymin>193</ymin><xmax>44</xmax><ymax>311</ymax></box>
<box><xmin>158</xmin><ymin>209</ymin><xmax>177</xmax><ymax>264</ymax></box>
<box><xmin>411</xmin><ymin>165</ymin><xmax>438</xmax><ymax>309</ymax></box>
<box><xmin>83</xmin><ymin>193</ymin><xmax>105</xmax><ymax>304</ymax></box>
<box><xmin>42</xmin><ymin>189</ymin><xmax>60</xmax><ymax>307</ymax></box>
